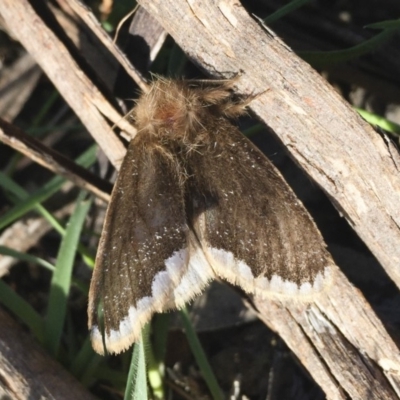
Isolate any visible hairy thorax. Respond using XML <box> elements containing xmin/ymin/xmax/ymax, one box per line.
<box><xmin>131</xmin><ymin>78</ymin><xmax>249</xmax><ymax>146</ymax></box>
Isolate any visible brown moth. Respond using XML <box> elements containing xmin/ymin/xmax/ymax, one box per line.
<box><xmin>88</xmin><ymin>78</ymin><xmax>333</xmax><ymax>355</ymax></box>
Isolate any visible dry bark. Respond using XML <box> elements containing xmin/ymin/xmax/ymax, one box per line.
<box><xmin>0</xmin><ymin>119</ymin><xmax>111</xmax><ymax>202</ymax></box>
<box><xmin>0</xmin><ymin>308</ymin><xmax>97</xmax><ymax>400</ymax></box>
<box><xmin>252</xmin><ymin>269</ymin><xmax>400</xmax><ymax>399</ymax></box>
<box><xmin>0</xmin><ymin>0</ymin><xmax>133</xmax><ymax>168</ymax></box>
<box><xmin>0</xmin><ymin>53</ymin><xmax>42</xmax><ymax>122</ymax></box>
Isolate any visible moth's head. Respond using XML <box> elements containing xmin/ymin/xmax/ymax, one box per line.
<box><xmin>130</xmin><ymin>78</ymin><xmax>250</xmax><ymax>138</ymax></box>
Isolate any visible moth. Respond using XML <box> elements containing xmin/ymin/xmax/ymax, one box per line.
<box><xmin>88</xmin><ymin>78</ymin><xmax>333</xmax><ymax>355</ymax></box>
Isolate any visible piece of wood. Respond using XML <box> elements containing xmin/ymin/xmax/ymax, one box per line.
<box><xmin>0</xmin><ymin>53</ymin><xmax>41</xmax><ymax>122</ymax></box>
<box><xmin>127</xmin><ymin>6</ymin><xmax>168</xmax><ymax>75</ymax></box>
<box><xmin>252</xmin><ymin>268</ymin><xmax>400</xmax><ymax>399</ymax></box>
<box><xmin>0</xmin><ymin>119</ymin><xmax>111</xmax><ymax>202</ymax></box>
<box><xmin>57</xmin><ymin>0</ymin><xmax>148</xmax><ymax>92</ymax></box>
<box><xmin>0</xmin><ymin>0</ymin><xmax>133</xmax><ymax>168</ymax></box>
<box><xmin>0</xmin><ymin>308</ymin><xmax>97</xmax><ymax>400</ymax></box>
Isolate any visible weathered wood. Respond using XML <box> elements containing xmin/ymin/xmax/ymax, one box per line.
<box><xmin>0</xmin><ymin>53</ymin><xmax>41</xmax><ymax>122</ymax></box>
<box><xmin>0</xmin><ymin>0</ymin><xmax>132</xmax><ymax>168</ymax></box>
<box><xmin>0</xmin><ymin>119</ymin><xmax>111</xmax><ymax>202</ymax></box>
<box><xmin>253</xmin><ymin>268</ymin><xmax>400</xmax><ymax>399</ymax></box>
<box><xmin>127</xmin><ymin>6</ymin><xmax>167</xmax><ymax>75</ymax></box>
<box><xmin>56</xmin><ymin>0</ymin><xmax>148</xmax><ymax>92</ymax></box>
<box><xmin>0</xmin><ymin>308</ymin><xmax>97</xmax><ymax>400</ymax></box>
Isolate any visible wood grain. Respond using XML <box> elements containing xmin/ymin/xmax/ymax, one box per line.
<box><xmin>0</xmin><ymin>308</ymin><xmax>97</xmax><ymax>400</ymax></box>
<box><xmin>0</xmin><ymin>0</ymin><xmax>131</xmax><ymax>168</ymax></box>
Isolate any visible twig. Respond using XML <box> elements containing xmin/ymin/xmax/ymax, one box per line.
<box><xmin>0</xmin><ymin>0</ymin><xmax>132</xmax><ymax>168</ymax></box>
<box><xmin>0</xmin><ymin>119</ymin><xmax>111</xmax><ymax>202</ymax></box>
<box><xmin>59</xmin><ymin>0</ymin><xmax>148</xmax><ymax>92</ymax></box>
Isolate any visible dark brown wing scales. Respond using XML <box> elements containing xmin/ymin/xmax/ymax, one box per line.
<box><xmin>88</xmin><ymin>135</ymin><xmax>190</xmax><ymax>354</ymax></box>
<box><xmin>186</xmin><ymin>117</ymin><xmax>333</xmax><ymax>297</ymax></box>
<box><xmin>89</xmin><ymin>78</ymin><xmax>333</xmax><ymax>355</ymax></box>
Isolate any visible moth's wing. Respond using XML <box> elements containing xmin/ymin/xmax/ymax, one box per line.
<box><xmin>88</xmin><ymin>137</ymin><xmax>214</xmax><ymax>355</ymax></box>
<box><xmin>186</xmin><ymin>120</ymin><xmax>333</xmax><ymax>298</ymax></box>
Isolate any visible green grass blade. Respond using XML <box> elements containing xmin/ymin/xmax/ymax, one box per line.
<box><xmin>79</xmin><ymin>352</ymin><xmax>103</xmax><ymax>388</ymax></box>
<box><xmin>0</xmin><ymin>172</ymin><xmax>63</xmax><ymax>230</ymax></box>
<box><xmin>31</xmin><ymin>90</ymin><xmax>60</xmax><ymax>128</ymax></box>
<box><xmin>145</xmin><ymin>321</ymin><xmax>164</xmax><ymax>400</ymax></box>
<box><xmin>356</xmin><ymin>108</ymin><xmax>400</xmax><ymax>137</ymax></box>
<box><xmin>300</xmin><ymin>26</ymin><xmax>398</xmax><ymax>67</ymax></box>
<box><xmin>366</xmin><ymin>19</ymin><xmax>400</xmax><ymax>30</ymax></box>
<box><xmin>0</xmin><ymin>144</ymin><xmax>97</xmax><ymax>230</ymax></box>
<box><xmin>242</xmin><ymin>123</ymin><xmax>265</xmax><ymax>138</ymax></box>
<box><xmin>125</xmin><ymin>327</ymin><xmax>148</xmax><ymax>400</ymax></box>
<box><xmin>0</xmin><ymin>279</ymin><xmax>44</xmax><ymax>342</ymax></box>
<box><xmin>70</xmin><ymin>335</ymin><xmax>102</xmax><ymax>385</ymax></box>
<box><xmin>0</xmin><ymin>172</ymin><xmax>65</xmax><ymax>235</ymax></box>
<box><xmin>180</xmin><ymin>306</ymin><xmax>224</xmax><ymax>400</ymax></box>
<box><xmin>0</xmin><ymin>245</ymin><xmax>55</xmax><ymax>272</ymax></box>
<box><xmin>264</xmin><ymin>0</ymin><xmax>313</xmax><ymax>24</ymax></box>
<box><xmin>0</xmin><ymin>169</ymin><xmax>94</xmax><ymax>268</ymax></box>
<box><xmin>152</xmin><ymin>313</ymin><xmax>170</xmax><ymax>365</ymax></box>
<box><xmin>44</xmin><ymin>191</ymin><xmax>92</xmax><ymax>356</ymax></box>
<box><xmin>0</xmin><ymin>245</ymin><xmax>88</xmax><ymax>294</ymax></box>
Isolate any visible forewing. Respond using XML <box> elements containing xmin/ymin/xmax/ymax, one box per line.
<box><xmin>88</xmin><ymin>137</ymin><xmax>213</xmax><ymax>354</ymax></box>
<box><xmin>186</xmin><ymin>119</ymin><xmax>333</xmax><ymax>298</ymax></box>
